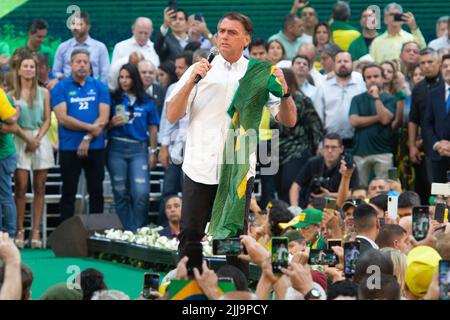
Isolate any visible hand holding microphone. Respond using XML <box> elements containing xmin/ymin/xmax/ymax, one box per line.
<box><xmin>192</xmin><ymin>47</ymin><xmax>219</xmax><ymax>84</ymax></box>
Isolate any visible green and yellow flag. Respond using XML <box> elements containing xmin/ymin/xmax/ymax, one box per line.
<box><xmin>208</xmin><ymin>59</ymin><xmax>284</xmax><ymax>238</ymax></box>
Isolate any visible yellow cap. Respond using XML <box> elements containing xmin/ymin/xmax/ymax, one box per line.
<box><xmin>405</xmin><ymin>246</ymin><xmax>441</xmax><ymax>297</ymax></box>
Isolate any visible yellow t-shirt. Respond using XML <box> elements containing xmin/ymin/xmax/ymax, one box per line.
<box><xmin>0</xmin><ymin>88</ymin><xmax>15</xmax><ymax>121</ymax></box>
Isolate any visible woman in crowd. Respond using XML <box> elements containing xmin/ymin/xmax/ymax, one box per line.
<box><xmin>266</xmin><ymin>39</ymin><xmax>290</xmax><ymax>67</ymax></box>
<box><xmin>157</xmin><ymin>61</ymin><xmax>177</xmax><ymax>90</ymax></box>
<box><xmin>107</xmin><ymin>63</ymin><xmax>159</xmax><ymax>231</ymax></box>
<box><xmin>313</xmin><ymin>22</ymin><xmax>332</xmax><ymax>71</ymax></box>
<box><xmin>10</xmin><ymin>54</ymin><xmax>53</xmax><ymax>248</ymax></box>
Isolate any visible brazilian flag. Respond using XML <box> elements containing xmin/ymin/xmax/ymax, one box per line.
<box><xmin>208</xmin><ymin>59</ymin><xmax>284</xmax><ymax>239</ymax></box>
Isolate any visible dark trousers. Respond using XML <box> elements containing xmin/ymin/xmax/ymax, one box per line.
<box><xmin>158</xmin><ymin>163</ymin><xmax>183</xmax><ymax>226</ymax></box>
<box><xmin>59</xmin><ymin>149</ymin><xmax>105</xmax><ymax>222</ymax></box>
<box><xmin>178</xmin><ymin>175</ymin><xmax>254</xmax><ymax>278</ymax></box>
<box><xmin>276</xmin><ymin>155</ymin><xmax>310</xmax><ymax>204</ymax></box>
<box><xmin>430</xmin><ymin>157</ymin><xmax>450</xmax><ymax>183</ymax></box>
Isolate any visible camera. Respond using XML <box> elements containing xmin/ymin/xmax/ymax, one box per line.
<box><xmin>310</xmin><ymin>176</ymin><xmax>330</xmax><ymax>195</ymax></box>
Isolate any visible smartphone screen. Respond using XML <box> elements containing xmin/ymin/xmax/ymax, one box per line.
<box><xmin>379</xmin><ymin>217</ymin><xmax>385</xmax><ymax>227</ymax></box>
<box><xmin>143</xmin><ymin>273</ymin><xmax>160</xmax><ymax>299</ymax></box>
<box><xmin>218</xmin><ymin>277</ymin><xmax>234</xmax><ymax>284</ymax></box>
<box><xmin>344</xmin><ymin>242</ymin><xmax>360</xmax><ymax>277</ymax></box>
<box><xmin>439</xmin><ymin>260</ymin><xmax>450</xmax><ymax>300</ymax></box>
<box><xmin>271</xmin><ymin>237</ymin><xmax>289</xmax><ymax>274</ymax></box>
<box><xmin>435</xmin><ymin>203</ymin><xmax>446</xmax><ymax>223</ymax></box>
<box><xmin>325</xmin><ymin>197</ymin><xmax>337</xmax><ymax>211</ymax></box>
<box><xmin>387</xmin><ymin>196</ymin><xmax>398</xmax><ymax>220</ymax></box>
<box><xmin>194</xmin><ymin>13</ymin><xmax>203</xmax><ymax>21</ymax></box>
<box><xmin>388</xmin><ymin>167</ymin><xmax>399</xmax><ymax>180</ymax></box>
<box><xmin>413</xmin><ymin>206</ymin><xmax>429</xmax><ymax>241</ymax></box>
<box><xmin>308</xmin><ymin>249</ymin><xmax>338</xmax><ymax>266</ymax></box>
<box><xmin>327</xmin><ymin>239</ymin><xmax>342</xmax><ymax>249</ymax></box>
<box><xmin>212</xmin><ymin>238</ymin><xmax>243</xmax><ymax>256</ymax></box>
<box><xmin>168</xmin><ymin>0</ymin><xmax>177</xmax><ymax>12</ymax></box>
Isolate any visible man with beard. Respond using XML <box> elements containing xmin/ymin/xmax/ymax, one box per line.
<box><xmin>349</xmin><ymin>63</ymin><xmax>396</xmax><ymax>186</ymax></box>
<box><xmin>160</xmin><ymin>195</ymin><xmax>182</xmax><ymax>239</ymax></box>
<box><xmin>314</xmin><ymin>51</ymin><xmax>365</xmax><ymax>149</ymax></box>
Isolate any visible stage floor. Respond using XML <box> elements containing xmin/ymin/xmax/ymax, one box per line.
<box><xmin>21</xmin><ymin>249</ymin><xmax>163</xmax><ymax>299</ymax></box>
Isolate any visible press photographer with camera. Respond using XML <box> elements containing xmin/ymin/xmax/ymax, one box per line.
<box><xmin>289</xmin><ymin>133</ymin><xmax>359</xmax><ymax>208</ymax></box>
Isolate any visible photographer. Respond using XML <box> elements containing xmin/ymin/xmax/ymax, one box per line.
<box><xmin>289</xmin><ymin>133</ymin><xmax>359</xmax><ymax>208</ymax></box>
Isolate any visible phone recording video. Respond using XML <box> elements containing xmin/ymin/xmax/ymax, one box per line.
<box><xmin>344</xmin><ymin>242</ymin><xmax>360</xmax><ymax>277</ymax></box>
<box><xmin>271</xmin><ymin>237</ymin><xmax>289</xmax><ymax>274</ymax></box>
<box><xmin>439</xmin><ymin>260</ymin><xmax>450</xmax><ymax>300</ymax></box>
<box><xmin>393</xmin><ymin>13</ymin><xmax>406</xmax><ymax>22</ymax></box>
<box><xmin>412</xmin><ymin>206</ymin><xmax>429</xmax><ymax>241</ymax></box>
<box><xmin>434</xmin><ymin>203</ymin><xmax>446</xmax><ymax>224</ymax></box>
<box><xmin>212</xmin><ymin>237</ymin><xmax>243</xmax><ymax>256</ymax></box>
<box><xmin>308</xmin><ymin>249</ymin><xmax>338</xmax><ymax>266</ymax></box>
<box><xmin>194</xmin><ymin>13</ymin><xmax>203</xmax><ymax>21</ymax></box>
<box><xmin>387</xmin><ymin>195</ymin><xmax>398</xmax><ymax>220</ymax></box>
<box><xmin>388</xmin><ymin>167</ymin><xmax>399</xmax><ymax>181</ymax></box>
<box><xmin>143</xmin><ymin>273</ymin><xmax>160</xmax><ymax>299</ymax></box>
<box><xmin>344</xmin><ymin>152</ymin><xmax>354</xmax><ymax>169</ymax></box>
<box><xmin>325</xmin><ymin>197</ymin><xmax>337</xmax><ymax>211</ymax></box>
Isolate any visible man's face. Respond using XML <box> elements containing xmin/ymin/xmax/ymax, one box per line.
<box><xmin>398</xmin><ymin>206</ymin><xmax>412</xmax><ymax>218</ymax></box>
<box><xmin>364</xmin><ymin>66</ymin><xmax>383</xmax><ymax>90</ymax></box>
<box><xmin>288</xmin><ymin>17</ymin><xmax>304</xmax><ymax>38</ymax></box>
<box><xmin>437</xmin><ymin>21</ymin><xmax>448</xmax><ymax>38</ymax></box>
<box><xmin>175</xmin><ymin>57</ymin><xmax>189</xmax><ymax>79</ymax></box>
<box><xmin>334</xmin><ymin>52</ymin><xmax>353</xmax><ymax>78</ymax></box>
<box><xmin>442</xmin><ymin>59</ymin><xmax>450</xmax><ymax>84</ymax></box>
<box><xmin>351</xmin><ymin>189</ymin><xmax>367</xmax><ymax>200</ymax></box>
<box><xmin>319</xmin><ymin>52</ymin><xmax>334</xmax><ymax>73</ymax></box>
<box><xmin>171</xmin><ymin>11</ymin><xmax>188</xmax><ymax>33</ymax></box>
<box><xmin>344</xmin><ymin>207</ymin><xmax>355</xmax><ymax>230</ymax></box>
<box><xmin>292</xmin><ymin>57</ymin><xmax>310</xmax><ymax>77</ymax></box>
<box><xmin>302</xmin><ymin>8</ymin><xmax>318</xmax><ymax>28</ymax></box>
<box><xmin>133</xmin><ymin>22</ymin><xmax>152</xmax><ymax>46</ymax></box>
<box><xmin>249</xmin><ymin>45</ymin><xmax>267</xmax><ymax>61</ymax></box>
<box><xmin>138</xmin><ymin>63</ymin><xmax>156</xmax><ymax>88</ymax></box>
<box><xmin>71</xmin><ymin>17</ymin><xmax>90</xmax><ymax>39</ymax></box>
<box><xmin>70</xmin><ymin>53</ymin><xmax>90</xmax><ymax>79</ymax></box>
<box><xmin>393</xmin><ymin>233</ymin><xmax>410</xmax><ymax>254</ymax></box>
<box><xmin>400</xmin><ymin>43</ymin><xmax>420</xmax><ymax>65</ymax></box>
<box><xmin>384</xmin><ymin>8</ymin><xmax>404</xmax><ymax>28</ymax></box>
<box><xmin>299</xmin><ymin>224</ymin><xmax>319</xmax><ymax>242</ymax></box>
<box><xmin>322</xmin><ymin>138</ymin><xmax>344</xmax><ymax>164</ymax></box>
<box><xmin>420</xmin><ymin>53</ymin><xmax>441</xmax><ymax>78</ymax></box>
<box><xmin>165</xmin><ymin>197</ymin><xmax>182</xmax><ymax>223</ymax></box>
<box><xmin>216</xmin><ymin>18</ymin><xmax>250</xmax><ymax>61</ymax></box>
<box><xmin>29</xmin><ymin>28</ymin><xmax>47</xmax><ymax>48</ymax></box>
<box><xmin>368</xmin><ymin>179</ymin><xmax>389</xmax><ymax>198</ymax></box>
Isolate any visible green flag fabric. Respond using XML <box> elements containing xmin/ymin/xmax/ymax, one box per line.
<box><xmin>208</xmin><ymin>59</ymin><xmax>284</xmax><ymax>238</ymax></box>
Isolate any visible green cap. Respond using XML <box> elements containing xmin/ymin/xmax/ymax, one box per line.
<box><xmin>279</xmin><ymin>208</ymin><xmax>323</xmax><ymax>229</ymax></box>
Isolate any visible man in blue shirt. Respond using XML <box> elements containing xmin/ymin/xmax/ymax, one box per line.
<box><xmin>52</xmin><ymin>11</ymin><xmax>110</xmax><ymax>84</ymax></box>
<box><xmin>51</xmin><ymin>48</ymin><xmax>110</xmax><ymax>222</ymax></box>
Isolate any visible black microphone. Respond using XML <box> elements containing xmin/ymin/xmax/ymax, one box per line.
<box><xmin>194</xmin><ymin>46</ymin><xmax>219</xmax><ymax>84</ymax></box>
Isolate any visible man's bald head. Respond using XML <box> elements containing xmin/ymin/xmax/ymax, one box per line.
<box><xmin>297</xmin><ymin>43</ymin><xmax>317</xmax><ymax>65</ymax></box>
<box><xmin>398</xmin><ymin>216</ymin><xmax>412</xmax><ymax>237</ymax></box>
<box><xmin>132</xmin><ymin>17</ymin><xmax>153</xmax><ymax>46</ymax></box>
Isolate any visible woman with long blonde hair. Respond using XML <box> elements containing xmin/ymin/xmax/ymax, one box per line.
<box><xmin>380</xmin><ymin>247</ymin><xmax>407</xmax><ymax>298</ymax></box>
<box><xmin>9</xmin><ymin>53</ymin><xmax>53</xmax><ymax>249</ymax></box>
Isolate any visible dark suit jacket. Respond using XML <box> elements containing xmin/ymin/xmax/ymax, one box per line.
<box><xmin>154</xmin><ymin>31</ymin><xmax>187</xmax><ymax>64</ymax></box>
<box><xmin>356</xmin><ymin>236</ymin><xmax>377</xmax><ymax>254</ymax></box>
<box><xmin>149</xmin><ymin>84</ymin><xmax>166</xmax><ymax>117</ymax></box>
<box><xmin>423</xmin><ymin>83</ymin><xmax>449</xmax><ymax>161</ymax></box>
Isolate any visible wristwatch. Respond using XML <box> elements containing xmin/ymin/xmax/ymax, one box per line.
<box><xmin>304</xmin><ymin>288</ymin><xmax>321</xmax><ymax>300</ymax></box>
<box><xmin>281</xmin><ymin>89</ymin><xmax>291</xmax><ymax>99</ymax></box>
<box><xmin>149</xmin><ymin>147</ymin><xmax>158</xmax><ymax>155</ymax></box>
<box><xmin>207</xmin><ymin>33</ymin><xmax>213</xmax><ymax>40</ymax></box>
<box><xmin>83</xmin><ymin>135</ymin><xmax>92</xmax><ymax>141</ymax></box>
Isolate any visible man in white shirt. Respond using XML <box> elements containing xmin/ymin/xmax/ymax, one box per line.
<box><xmin>313</xmin><ymin>51</ymin><xmax>366</xmax><ymax>149</ymax></box>
<box><xmin>297</xmin><ymin>43</ymin><xmax>325</xmax><ymax>88</ymax></box>
<box><xmin>291</xmin><ymin>54</ymin><xmax>316</xmax><ymax>99</ymax></box>
<box><xmin>111</xmin><ymin>17</ymin><xmax>160</xmax><ymax>69</ymax></box>
<box><xmin>429</xmin><ymin>17</ymin><xmax>450</xmax><ymax>52</ymax></box>
<box><xmin>167</xmin><ymin>12</ymin><xmax>296</xmax><ymax>274</ymax></box>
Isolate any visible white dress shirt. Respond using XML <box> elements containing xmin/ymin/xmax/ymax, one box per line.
<box><xmin>167</xmin><ymin>54</ymin><xmax>281</xmax><ymax>185</ymax></box>
<box><xmin>111</xmin><ymin>36</ymin><xmax>160</xmax><ymax>68</ymax></box>
<box><xmin>313</xmin><ymin>71</ymin><xmax>366</xmax><ymax>139</ymax></box>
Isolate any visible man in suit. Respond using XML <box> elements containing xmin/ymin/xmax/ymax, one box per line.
<box><xmin>155</xmin><ymin>7</ymin><xmax>191</xmax><ymax>64</ymax></box>
<box><xmin>138</xmin><ymin>60</ymin><xmax>166</xmax><ymax>116</ymax></box>
<box><xmin>354</xmin><ymin>203</ymin><xmax>380</xmax><ymax>253</ymax></box>
<box><xmin>423</xmin><ymin>54</ymin><xmax>450</xmax><ymax>182</ymax></box>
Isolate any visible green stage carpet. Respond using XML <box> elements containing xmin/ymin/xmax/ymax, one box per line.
<box><xmin>21</xmin><ymin>249</ymin><xmax>162</xmax><ymax>300</ymax></box>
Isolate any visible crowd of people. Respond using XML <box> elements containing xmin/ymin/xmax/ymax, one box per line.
<box><xmin>1</xmin><ymin>0</ymin><xmax>450</xmax><ymax>300</ymax></box>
